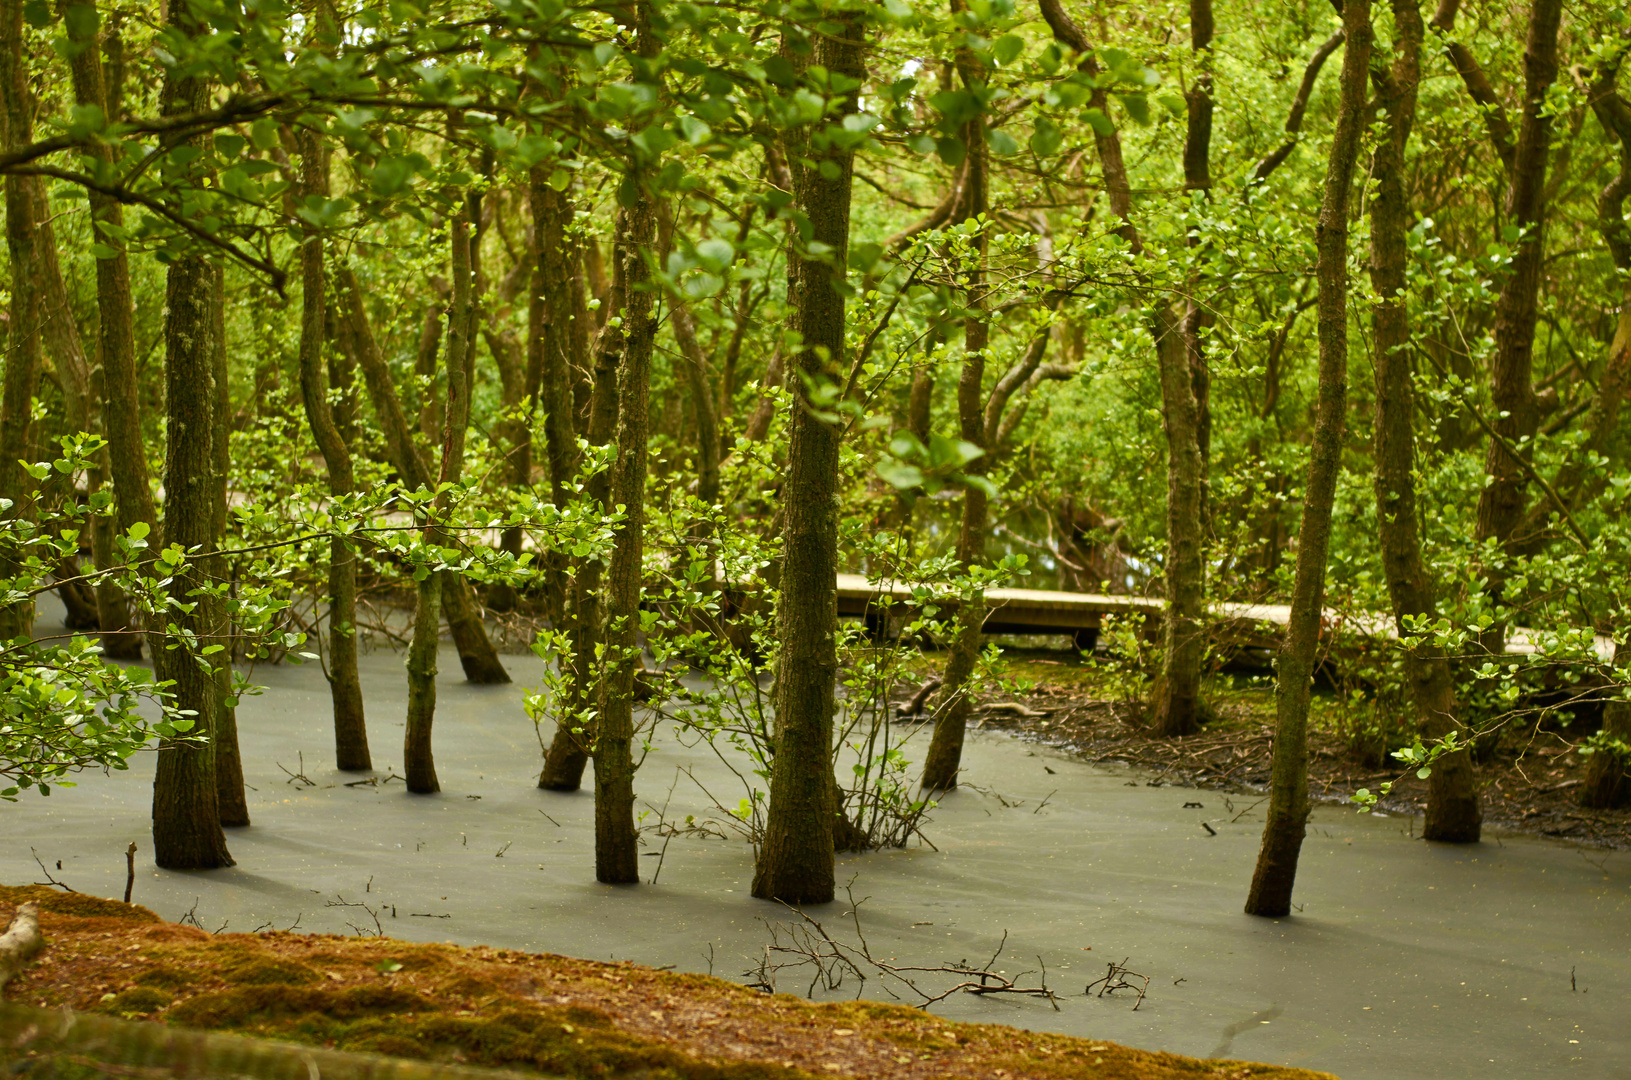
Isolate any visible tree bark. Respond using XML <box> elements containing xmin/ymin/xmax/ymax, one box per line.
<box><xmin>1470</xmin><ymin>0</ymin><xmax>1563</xmax><ymax>653</ymax></box>
<box><xmin>62</xmin><ymin>0</ymin><xmax>148</xmax><ymax>660</ymax></box>
<box><xmin>752</xmin><ymin>13</ymin><xmax>865</xmax><ymax>905</ymax></box>
<box><xmin>297</xmin><ymin>127</ymin><xmax>369</xmax><ymax>772</ymax></box>
<box><xmin>1367</xmin><ymin>0</ymin><xmax>1480</xmax><ymax>843</ymax></box>
<box><xmin>1245</xmin><ymin>0</ymin><xmax>1370</xmax><ymax>917</ymax></box>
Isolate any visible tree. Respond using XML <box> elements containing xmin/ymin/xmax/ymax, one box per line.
<box><xmin>752</xmin><ymin>8</ymin><xmax>867</xmax><ymax>905</ymax></box>
<box><xmin>1244</xmin><ymin>0</ymin><xmax>1371</xmax><ymax>917</ymax></box>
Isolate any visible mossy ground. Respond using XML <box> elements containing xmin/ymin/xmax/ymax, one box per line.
<box><xmin>2</xmin><ymin>884</ymin><xmax>1335</xmax><ymax>1080</ymax></box>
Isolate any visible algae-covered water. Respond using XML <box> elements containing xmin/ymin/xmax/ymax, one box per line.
<box><xmin>6</xmin><ymin>603</ymin><xmax>1628</xmax><ymax>1079</ymax></box>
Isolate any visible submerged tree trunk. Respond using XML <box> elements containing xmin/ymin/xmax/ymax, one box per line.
<box><xmin>61</xmin><ymin>0</ymin><xmax>151</xmax><ymax>662</ymax></box>
<box><xmin>297</xmin><ymin>128</ymin><xmax>370</xmax><ymax>773</ymax></box>
<box><xmin>1245</xmin><ymin>0</ymin><xmax>1370</xmax><ymax>917</ymax></box>
<box><xmin>1470</xmin><ymin>0</ymin><xmax>1563</xmax><ymax>653</ymax></box>
<box><xmin>1581</xmin><ymin>642</ymin><xmax>1629</xmax><ymax>809</ymax></box>
<box><xmin>921</xmin><ymin>84</ymin><xmax>989</xmax><ymax>793</ymax></box>
<box><xmin>752</xmin><ymin>14</ymin><xmax>865</xmax><ymax>905</ymax></box>
<box><xmin>149</xmin><ymin>7</ymin><xmax>232</xmax><ymax>870</ymax></box>
<box><xmin>1367</xmin><ymin>0</ymin><xmax>1480</xmax><ymax>843</ymax></box>
<box><xmin>209</xmin><ymin>264</ymin><xmax>248</xmax><ymax>828</ymax></box>
<box><xmin>404</xmin><ymin>208</ymin><xmax>478</xmax><ymax>795</ymax></box>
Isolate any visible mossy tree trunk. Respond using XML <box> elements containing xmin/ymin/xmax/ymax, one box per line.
<box><xmin>1367</xmin><ymin>0</ymin><xmax>1480</xmax><ymax>843</ymax></box>
<box><xmin>296</xmin><ymin>128</ymin><xmax>370</xmax><ymax>773</ymax></box>
<box><xmin>1244</xmin><ymin>0</ymin><xmax>1370</xmax><ymax>917</ymax></box>
<box><xmin>751</xmin><ymin>12</ymin><xmax>865</xmax><ymax>905</ymax></box>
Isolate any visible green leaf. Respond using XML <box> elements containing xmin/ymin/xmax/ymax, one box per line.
<box><xmin>935</xmin><ymin>136</ymin><xmax>966</xmax><ymax>166</ymax></box>
<box><xmin>695</xmin><ymin>238</ymin><xmax>736</xmax><ymax>272</ymax></box>
<box><xmin>1029</xmin><ymin>117</ymin><xmax>1063</xmax><ymax>157</ymax></box>
<box><xmin>1118</xmin><ymin>93</ymin><xmax>1151</xmax><ymax>126</ymax></box>
<box><xmin>993</xmin><ymin>33</ymin><xmax>1025</xmax><ymax>66</ymax></box>
<box><xmin>875</xmin><ymin>459</ymin><xmax>925</xmax><ymax>490</ymax></box>
<box><xmin>374</xmin><ymin>960</ymin><xmax>403</xmax><ymax>973</ymax></box>
<box><xmin>986</xmin><ymin>127</ymin><xmax>1021</xmax><ymax>156</ymax></box>
<box><xmin>23</xmin><ymin>0</ymin><xmax>52</xmax><ymax>27</ymax></box>
<box><xmin>1082</xmin><ymin>108</ymin><xmax>1115</xmax><ymax>135</ymax></box>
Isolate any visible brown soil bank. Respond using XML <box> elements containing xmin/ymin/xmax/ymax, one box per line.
<box><xmin>1</xmin><ymin>885</ymin><xmax>1333</xmax><ymax>1080</ymax></box>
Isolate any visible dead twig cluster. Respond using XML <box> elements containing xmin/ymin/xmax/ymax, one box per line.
<box><xmin>1085</xmin><ymin>957</ymin><xmax>1150</xmax><ymax>1010</ymax></box>
<box><xmin>325</xmin><ymin>895</ymin><xmax>384</xmax><ymax>936</ymax></box>
<box><xmin>745</xmin><ymin>882</ymin><xmax>1060</xmax><ymax>1012</ymax></box>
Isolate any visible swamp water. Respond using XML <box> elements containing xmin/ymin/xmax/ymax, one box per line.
<box><xmin>5</xmin><ymin>608</ymin><xmax>1628</xmax><ymax>1079</ymax></box>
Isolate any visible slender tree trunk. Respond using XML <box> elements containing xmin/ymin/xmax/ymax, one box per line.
<box><xmin>150</xmin><ymin>14</ymin><xmax>232</xmax><ymax>867</ymax></box>
<box><xmin>404</xmin><ymin>207</ymin><xmax>477</xmax><ymax>794</ymax></box>
<box><xmin>0</xmin><ymin>1</ymin><xmax>41</xmax><ymax>642</ymax></box>
<box><xmin>1245</xmin><ymin>0</ymin><xmax>1370</xmax><ymax>917</ymax></box>
<box><xmin>1150</xmin><ymin>0</ymin><xmax>1215</xmax><ymax>738</ymax></box>
<box><xmin>1471</xmin><ymin>0</ymin><xmax>1563</xmax><ymax>653</ymax></box>
<box><xmin>1368</xmin><ymin>0</ymin><xmax>1480</xmax><ymax>843</ymax></box>
<box><xmin>208</xmin><ymin>264</ymin><xmax>248</xmax><ymax>828</ymax></box>
<box><xmin>296</xmin><ymin>128</ymin><xmax>369</xmax><ymax>772</ymax></box>
<box><xmin>921</xmin><ymin>79</ymin><xmax>989</xmax><ymax>793</ymax></box>
<box><xmin>593</xmin><ymin>187</ymin><xmax>656</xmax><ymax>885</ymax></box>
<box><xmin>62</xmin><ymin>0</ymin><xmax>148</xmax><ymax>660</ymax></box>
<box><xmin>671</xmin><ymin>304</ymin><xmax>721</xmax><ymax>513</ymax></box>
<box><xmin>752</xmin><ymin>13</ymin><xmax>865</xmax><ymax>905</ymax></box>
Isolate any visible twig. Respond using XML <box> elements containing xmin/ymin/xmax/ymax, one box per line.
<box><xmin>31</xmin><ymin>850</ymin><xmax>78</xmax><ymax>893</ymax></box>
<box><xmin>123</xmin><ymin>843</ymin><xmax>137</xmax><ymax>904</ymax></box>
<box><xmin>1086</xmin><ymin>957</ymin><xmax>1150</xmax><ymax>1010</ymax></box>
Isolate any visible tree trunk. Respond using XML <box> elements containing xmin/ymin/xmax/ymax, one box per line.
<box><xmin>1150</xmin><ymin>303</ymin><xmax>1208</xmax><ymax>737</ymax></box>
<box><xmin>1244</xmin><ymin>0</ymin><xmax>1370</xmax><ymax>917</ymax></box>
<box><xmin>1471</xmin><ymin>0</ymin><xmax>1563</xmax><ymax>653</ymax></box>
<box><xmin>404</xmin><ymin>207</ymin><xmax>478</xmax><ymax>795</ymax></box>
<box><xmin>209</xmin><ymin>263</ymin><xmax>249</xmax><ymax>828</ymax></box>
<box><xmin>752</xmin><ymin>14</ymin><xmax>865</xmax><ymax>905</ymax></box>
<box><xmin>921</xmin><ymin>81</ymin><xmax>989</xmax><ymax>793</ymax></box>
<box><xmin>1367</xmin><ymin>0</ymin><xmax>1480</xmax><ymax>843</ymax></box>
<box><xmin>1581</xmin><ymin>640</ymin><xmax>1629</xmax><ymax>809</ymax></box>
<box><xmin>593</xmin><ymin>186</ymin><xmax>656</xmax><ymax>885</ymax></box>
<box><xmin>0</xmin><ymin>0</ymin><xmax>41</xmax><ymax>642</ymax></box>
<box><xmin>297</xmin><ymin>128</ymin><xmax>370</xmax><ymax>772</ymax></box>
<box><xmin>62</xmin><ymin>0</ymin><xmax>148</xmax><ymax>661</ymax></box>
<box><xmin>537</xmin><ymin>228</ymin><xmax>619</xmax><ymax>792</ymax></box>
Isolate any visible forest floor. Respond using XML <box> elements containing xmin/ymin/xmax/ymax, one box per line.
<box><xmin>982</xmin><ymin>653</ymin><xmax>1631</xmax><ymax>852</ymax></box>
<box><xmin>1</xmin><ymin>886</ymin><xmax>1333</xmax><ymax>1080</ymax></box>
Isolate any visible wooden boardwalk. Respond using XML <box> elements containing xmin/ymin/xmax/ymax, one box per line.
<box><xmin>832</xmin><ymin>573</ymin><xmax>1614</xmax><ymax>661</ymax></box>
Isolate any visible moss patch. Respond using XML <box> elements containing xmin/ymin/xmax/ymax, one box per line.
<box><xmin>2</xmin><ymin>885</ymin><xmax>1337</xmax><ymax>1080</ymax></box>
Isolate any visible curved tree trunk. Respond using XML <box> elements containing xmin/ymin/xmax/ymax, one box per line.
<box><xmin>1244</xmin><ymin>0</ymin><xmax>1370</xmax><ymax>917</ymax></box>
<box><xmin>1367</xmin><ymin>0</ymin><xmax>1480</xmax><ymax>843</ymax></box>
<box><xmin>752</xmin><ymin>13</ymin><xmax>865</xmax><ymax>905</ymax></box>
<box><xmin>297</xmin><ymin>127</ymin><xmax>370</xmax><ymax>773</ymax></box>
